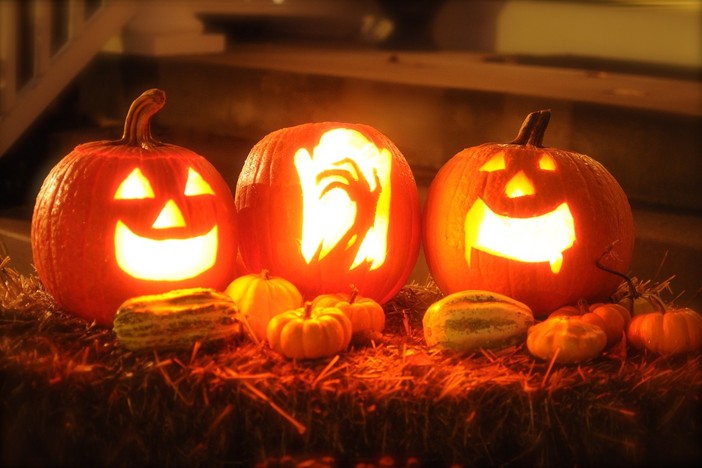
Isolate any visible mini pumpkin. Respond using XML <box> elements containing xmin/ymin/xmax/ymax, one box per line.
<box><xmin>225</xmin><ymin>269</ymin><xmax>303</xmax><ymax>342</ymax></box>
<box><xmin>266</xmin><ymin>301</ymin><xmax>352</xmax><ymax>360</ymax></box>
<box><xmin>550</xmin><ymin>302</ymin><xmax>631</xmax><ymax>347</ymax></box>
<box><xmin>312</xmin><ymin>285</ymin><xmax>385</xmax><ymax>337</ymax></box>
<box><xmin>423</xmin><ymin>110</ymin><xmax>635</xmax><ymax>317</ymax></box>
<box><xmin>527</xmin><ymin>316</ymin><xmax>608</xmax><ymax>363</ymax></box>
<box><xmin>31</xmin><ymin>89</ymin><xmax>237</xmax><ymax>325</ymax></box>
<box><xmin>618</xmin><ymin>292</ymin><xmax>666</xmax><ymax>317</ymax></box>
<box><xmin>627</xmin><ymin>308</ymin><xmax>702</xmax><ymax>355</ymax></box>
<box><xmin>235</xmin><ymin>122</ymin><xmax>421</xmax><ymax>304</ymax></box>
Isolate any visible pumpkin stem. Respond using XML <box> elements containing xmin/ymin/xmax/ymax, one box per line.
<box><xmin>118</xmin><ymin>88</ymin><xmax>166</xmax><ymax>149</ymax></box>
<box><xmin>260</xmin><ymin>269</ymin><xmax>270</xmax><ymax>280</ymax></box>
<box><xmin>302</xmin><ymin>301</ymin><xmax>313</xmax><ymax>320</ymax></box>
<box><xmin>595</xmin><ymin>243</ymin><xmax>637</xmax><ymax>317</ymax></box>
<box><xmin>349</xmin><ymin>285</ymin><xmax>359</xmax><ymax>304</ymax></box>
<box><xmin>510</xmin><ymin>109</ymin><xmax>551</xmax><ymax>147</ymax></box>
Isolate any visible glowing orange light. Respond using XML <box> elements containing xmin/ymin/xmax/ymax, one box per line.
<box><xmin>479</xmin><ymin>152</ymin><xmax>506</xmax><ymax>172</ymax></box>
<box><xmin>114</xmin><ymin>168</ymin><xmax>154</xmax><ymax>200</ymax></box>
<box><xmin>113</xmin><ymin>167</ymin><xmax>219</xmax><ymax>281</ymax></box>
<box><xmin>464</xmin><ymin>199</ymin><xmax>575</xmax><ymax>274</ymax></box>
<box><xmin>505</xmin><ymin>171</ymin><xmax>535</xmax><ymax>198</ymax></box>
<box><xmin>184</xmin><ymin>167</ymin><xmax>215</xmax><ymax>196</ymax></box>
<box><xmin>538</xmin><ymin>153</ymin><xmax>556</xmax><ymax>171</ymax></box>
<box><xmin>294</xmin><ymin>129</ymin><xmax>392</xmax><ymax>270</ymax></box>
<box><xmin>152</xmin><ymin>199</ymin><xmax>186</xmax><ymax>228</ymax></box>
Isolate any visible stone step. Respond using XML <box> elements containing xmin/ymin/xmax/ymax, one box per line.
<box><xmin>75</xmin><ymin>47</ymin><xmax>702</xmax><ymax>213</ymax></box>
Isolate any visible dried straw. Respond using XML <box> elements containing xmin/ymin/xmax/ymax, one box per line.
<box><xmin>1</xmin><ymin>257</ymin><xmax>700</xmax><ymax>467</ymax></box>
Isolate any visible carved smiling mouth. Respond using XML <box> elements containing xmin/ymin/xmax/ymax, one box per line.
<box><xmin>114</xmin><ymin>221</ymin><xmax>218</xmax><ymax>281</ymax></box>
<box><xmin>464</xmin><ymin>198</ymin><xmax>575</xmax><ymax>274</ymax></box>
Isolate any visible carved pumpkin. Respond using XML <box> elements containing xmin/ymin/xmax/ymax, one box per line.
<box><xmin>266</xmin><ymin>301</ymin><xmax>352</xmax><ymax>360</ymax></box>
<box><xmin>423</xmin><ymin>110</ymin><xmax>635</xmax><ymax>317</ymax></box>
<box><xmin>235</xmin><ymin>122</ymin><xmax>421</xmax><ymax>304</ymax></box>
<box><xmin>31</xmin><ymin>89</ymin><xmax>237</xmax><ymax>325</ymax></box>
<box><xmin>225</xmin><ymin>269</ymin><xmax>303</xmax><ymax>342</ymax></box>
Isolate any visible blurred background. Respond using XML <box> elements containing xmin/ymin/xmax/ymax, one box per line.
<box><xmin>1</xmin><ymin>0</ymin><xmax>701</xmax><ymax>307</ymax></box>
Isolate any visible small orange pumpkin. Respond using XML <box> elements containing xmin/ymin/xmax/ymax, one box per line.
<box><xmin>225</xmin><ymin>269</ymin><xmax>303</xmax><ymax>342</ymax></box>
<box><xmin>266</xmin><ymin>301</ymin><xmax>352</xmax><ymax>360</ymax></box>
<box><xmin>550</xmin><ymin>302</ymin><xmax>631</xmax><ymax>347</ymax></box>
<box><xmin>618</xmin><ymin>293</ymin><xmax>666</xmax><ymax>317</ymax></box>
<box><xmin>527</xmin><ymin>316</ymin><xmax>608</xmax><ymax>363</ymax></box>
<box><xmin>627</xmin><ymin>308</ymin><xmax>702</xmax><ymax>355</ymax></box>
<box><xmin>312</xmin><ymin>286</ymin><xmax>385</xmax><ymax>338</ymax></box>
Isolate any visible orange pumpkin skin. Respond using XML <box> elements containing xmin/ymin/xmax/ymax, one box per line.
<box><xmin>312</xmin><ymin>287</ymin><xmax>385</xmax><ymax>335</ymax></box>
<box><xmin>527</xmin><ymin>315</ymin><xmax>607</xmax><ymax>363</ymax></box>
<box><xmin>550</xmin><ymin>303</ymin><xmax>631</xmax><ymax>347</ymax></box>
<box><xmin>627</xmin><ymin>308</ymin><xmax>702</xmax><ymax>355</ymax></box>
<box><xmin>31</xmin><ymin>89</ymin><xmax>237</xmax><ymax>326</ymax></box>
<box><xmin>423</xmin><ymin>110</ymin><xmax>635</xmax><ymax>317</ymax></box>
<box><xmin>235</xmin><ymin>122</ymin><xmax>421</xmax><ymax>304</ymax></box>
<box><xmin>225</xmin><ymin>269</ymin><xmax>303</xmax><ymax>342</ymax></box>
<box><xmin>266</xmin><ymin>302</ymin><xmax>352</xmax><ymax>360</ymax></box>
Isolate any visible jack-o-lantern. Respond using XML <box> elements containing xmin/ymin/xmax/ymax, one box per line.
<box><xmin>423</xmin><ymin>110</ymin><xmax>635</xmax><ymax>317</ymax></box>
<box><xmin>31</xmin><ymin>89</ymin><xmax>237</xmax><ymax>325</ymax></box>
<box><xmin>235</xmin><ymin>122</ymin><xmax>421</xmax><ymax>303</ymax></box>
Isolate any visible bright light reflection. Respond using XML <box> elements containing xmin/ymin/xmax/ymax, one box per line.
<box><xmin>464</xmin><ymin>199</ymin><xmax>575</xmax><ymax>274</ymax></box>
<box><xmin>294</xmin><ymin>128</ymin><xmax>392</xmax><ymax>270</ymax></box>
<box><xmin>114</xmin><ymin>221</ymin><xmax>218</xmax><ymax>280</ymax></box>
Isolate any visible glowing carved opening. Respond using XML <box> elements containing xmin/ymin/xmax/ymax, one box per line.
<box><xmin>114</xmin><ymin>168</ymin><xmax>154</xmax><ymax>199</ymax></box>
<box><xmin>505</xmin><ymin>171</ymin><xmax>535</xmax><ymax>198</ymax></box>
<box><xmin>464</xmin><ymin>199</ymin><xmax>575</xmax><ymax>274</ymax></box>
<box><xmin>152</xmin><ymin>200</ymin><xmax>186</xmax><ymax>229</ymax></box>
<box><xmin>115</xmin><ymin>222</ymin><xmax>218</xmax><ymax>281</ymax></box>
<box><xmin>294</xmin><ymin>128</ymin><xmax>392</xmax><ymax>270</ymax></box>
<box><xmin>480</xmin><ymin>152</ymin><xmax>506</xmax><ymax>172</ymax></box>
<box><xmin>538</xmin><ymin>153</ymin><xmax>556</xmax><ymax>171</ymax></box>
<box><xmin>185</xmin><ymin>167</ymin><xmax>215</xmax><ymax>196</ymax></box>
<box><xmin>113</xmin><ymin>167</ymin><xmax>219</xmax><ymax>281</ymax></box>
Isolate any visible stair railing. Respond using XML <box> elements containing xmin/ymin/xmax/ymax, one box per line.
<box><xmin>0</xmin><ymin>0</ymin><xmax>137</xmax><ymax>156</ymax></box>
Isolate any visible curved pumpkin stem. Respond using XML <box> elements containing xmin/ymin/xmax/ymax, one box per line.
<box><xmin>117</xmin><ymin>88</ymin><xmax>166</xmax><ymax>149</ymax></box>
<box><xmin>348</xmin><ymin>285</ymin><xmax>359</xmax><ymax>304</ymax></box>
<box><xmin>302</xmin><ymin>301</ymin><xmax>313</xmax><ymax>320</ymax></box>
<box><xmin>595</xmin><ymin>243</ymin><xmax>637</xmax><ymax>316</ymax></box>
<box><xmin>510</xmin><ymin>109</ymin><xmax>551</xmax><ymax>148</ymax></box>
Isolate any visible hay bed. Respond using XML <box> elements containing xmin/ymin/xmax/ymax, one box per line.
<box><xmin>1</xmin><ymin>258</ymin><xmax>700</xmax><ymax>467</ymax></box>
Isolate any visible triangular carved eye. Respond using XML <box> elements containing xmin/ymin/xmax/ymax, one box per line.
<box><xmin>538</xmin><ymin>153</ymin><xmax>556</xmax><ymax>171</ymax></box>
<box><xmin>114</xmin><ymin>168</ymin><xmax>155</xmax><ymax>200</ymax></box>
<box><xmin>480</xmin><ymin>152</ymin><xmax>506</xmax><ymax>172</ymax></box>
<box><xmin>184</xmin><ymin>168</ymin><xmax>214</xmax><ymax>196</ymax></box>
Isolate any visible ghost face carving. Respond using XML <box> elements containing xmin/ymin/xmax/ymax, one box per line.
<box><xmin>293</xmin><ymin>128</ymin><xmax>392</xmax><ymax>271</ymax></box>
<box><xmin>235</xmin><ymin>123</ymin><xmax>421</xmax><ymax>304</ymax></box>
